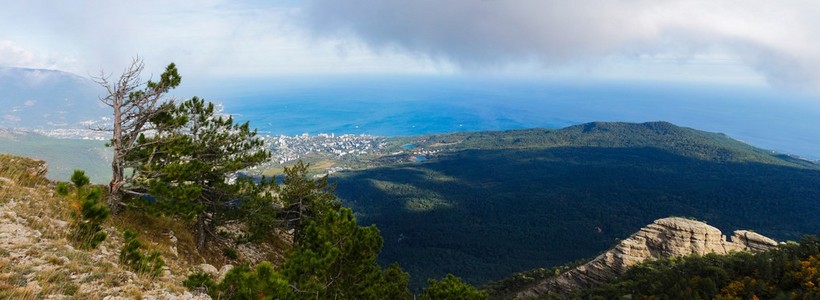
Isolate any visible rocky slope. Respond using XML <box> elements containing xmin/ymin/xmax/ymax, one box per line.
<box><xmin>516</xmin><ymin>217</ymin><xmax>778</xmax><ymax>299</ymax></box>
<box><xmin>0</xmin><ymin>154</ymin><xmax>214</xmax><ymax>299</ymax></box>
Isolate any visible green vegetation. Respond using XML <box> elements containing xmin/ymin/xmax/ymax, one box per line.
<box><xmin>183</xmin><ymin>163</ymin><xmax>423</xmax><ymax>299</ymax></box>
<box><xmin>56</xmin><ymin>170</ymin><xmax>109</xmax><ymax>250</ymax></box>
<box><xmin>0</xmin><ymin>154</ymin><xmax>51</xmax><ymax>189</ymax></box>
<box><xmin>332</xmin><ymin>122</ymin><xmax>820</xmax><ymax>288</ymax></box>
<box><xmin>276</xmin><ymin>161</ymin><xmax>340</xmax><ymax>239</ymax></box>
<box><xmin>182</xmin><ymin>271</ymin><xmax>218</xmax><ymax>295</ymax></box>
<box><xmin>126</xmin><ymin>97</ymin><xmax>270</xmax><ymax>250</ymax></box>
<box><xmin>413</xmin><ymin>122</ymin><xmax>815</xmax><ymax>168</ymax></box>
<box><xmin>282</xmin><ymin>207</ymin><xmax>411</xmax><ymax>299</ymax></box>
<box><xmin>577</xmin><ymin>235</ymin><xmax>820</xmax><ymax>299</ymax></box>
<box><xmin>421</xmin><ymin>274</ymin><xmax>488</xmax><ymax>300</ymax></box>
<box><xmin>483</xmin><ymin>260</ymin><xmax>588</xmax><ymax>299</ymax></box>
<box><xmin>210</xmin><ymin>262</ymin><xmax>292</xmax><ymax>299</ymax></box>
<box><xmin>100</xmin><ymin>59</ymin><xmax>182</xmax><ymax>214</ymax></box>
<box><xmin>119</xmin><ymin>230</ymin><xmax>165</xmax><ymax>277</ymax></box>
<box><xmin>222</xmin><ymin>247</ymin><xmax>239</xmax><ymax>260</ymax></box>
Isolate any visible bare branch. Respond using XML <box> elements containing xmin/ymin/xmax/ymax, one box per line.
<box><xmin>95</xmin><ymin>56</ymin><xmax>180</xmax><ymax>214</ymax></box>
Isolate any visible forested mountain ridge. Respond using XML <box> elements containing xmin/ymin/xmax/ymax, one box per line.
<box><xmin>404</xmin><ymin>121</ymin><xmax>817</xmax><ymax>168</ymax></box>
<box><xmin>333</xmin><ymin>121</ymin><xmax>820</xmax><ymax>289</ymax></box>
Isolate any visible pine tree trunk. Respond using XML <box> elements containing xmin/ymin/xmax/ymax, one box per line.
<box><xmin>196</xmin><ymin>213</ymin><xmax>207</xmax><ymax>252</ymax></box>
<box><xmin>108</xmin><ymin>100</ymin><xmax>124</xmax><ymax>215</ymax></box>
<box><xmin>108</xmin><ymin>155</ymin><xmax>123</xmax><ymax>214</ymax></box>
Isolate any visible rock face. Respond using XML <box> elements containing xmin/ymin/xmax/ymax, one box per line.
<box><xmin>516</xmin><ymin>217</ymin><xmax>778</xmax><ymax>299</ymax></box>
<box><xmin>27</xmin><ymin>160</ymin><xmax>48</xmax><ymax>178</ymax></box>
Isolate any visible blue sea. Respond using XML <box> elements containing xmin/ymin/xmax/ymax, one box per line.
<box><xmin>198</xmin><ymin>76</ymin><xmax>820</xmax><ymax>160</ymax></box>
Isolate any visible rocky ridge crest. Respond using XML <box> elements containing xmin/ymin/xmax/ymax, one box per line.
<box><xmin>516</xmin><ymin>217</ymin><xmax>778</xmax><ymax>298</ymax></box>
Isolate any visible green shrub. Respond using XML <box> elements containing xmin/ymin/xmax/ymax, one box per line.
<box><xmin>420</xmin><ymin>274</ymin><xmax>488</xmax><ymax>300</ymax></box>
<box><xmin>185</xmin><ymin>262</ymin><xmax>292</xmax><ymax>299</ymax></box>
<box><xmin>183</xmin><ymin>272</ymin><xmax>217</xmax><ymax>295</ymax></box>
<box><xmin>222</xmin><ymin>247</ymin><xmax>238</xmax><ymax>260</ymax></box>
<box><xmin>56</xmin><ymin>170</ymin><xmax>109</xmax><ymax>249</ymax></box>
<box><xmin>119</xmin><ymin>230</ymin><xmax>165</xmax><ymax>277</ymax></box>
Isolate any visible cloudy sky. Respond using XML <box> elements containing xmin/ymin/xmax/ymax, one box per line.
<box><xmin>2</xmin><ymin>1</ymin><xmax>820</xmax><ymax>90</ymax></box>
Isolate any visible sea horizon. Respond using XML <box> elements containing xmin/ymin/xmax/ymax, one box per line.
<box><xmin>196</xmin><ymin>76</ymin><xmax>820</xmax><ymax>160</ymax></box>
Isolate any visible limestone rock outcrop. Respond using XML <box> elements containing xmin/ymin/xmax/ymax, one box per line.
<box><xmin>516</xmin><ymin>217</ymin><xmax>778</xmax><ymax>299</ymax></box>
<box><xmin>27</xmin><ymin>160</ymin><xmax>48</xmax><ymax>178</ymax></box>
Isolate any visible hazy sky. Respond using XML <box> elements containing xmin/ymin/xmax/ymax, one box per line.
<box><xmin>2</xmin><ymin>1</ymin><xmax>820</xmax><ymax>90</ymax></box>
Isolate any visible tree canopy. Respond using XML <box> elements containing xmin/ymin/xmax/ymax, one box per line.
<box><xmin>127</xmin><ymin>97</ymin><xmax>270</xmax><ymax>250</ymax></box>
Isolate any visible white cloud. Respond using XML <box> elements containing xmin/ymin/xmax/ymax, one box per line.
<box><xmin>3</xmin><ymin>1</ymin><xmax>819</xmax><ymax>89</ymax></box>
<box><xmin>2</xmin><ymin>114</ymin><xmax>21</xmax><ymax>123</ymax></box>
<box><xmin>0</xmin><ymin>41</ymin><xmax>37</xmax><ymax>66</ymax></box>
<box><xmin>302</xmin><ymin>0</ymin><xmax>820</xmax><ymax>88</ymax></box>
<box><xmin>0</xmin><ymin>40</ymin><xmax>77</xmax><ymax>71</ymax></box>
<box><xmin>0</xmin><ymin>1</ymin><xmax>446</xmax><ymax>84</ymax></box>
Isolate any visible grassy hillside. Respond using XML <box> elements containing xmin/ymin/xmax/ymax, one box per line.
<box><xmin>332</xmin><ymin>122</ymin><xmax>820</xmax><ymax>289</ymax></box>
<box><xmin>0</xmin><ymin>131</ymin><xmax>109</xmax><ymax>183</ymax></box>
<box><xmin>0</xmin><ymin>153</ymin><xmax>290</xmax><ymax>298</ymax></box>
<box><xmin>0</xmin><ymin>154</ymin><xmax>195</xmax><ymax>298</ymax></box>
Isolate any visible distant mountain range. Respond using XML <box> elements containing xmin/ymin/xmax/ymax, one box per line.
<box><xmin>0</xmin><ymin>67</ymin><xmax>107</xmax><ymax>129</ymax></box>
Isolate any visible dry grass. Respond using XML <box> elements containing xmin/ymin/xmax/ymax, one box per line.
<box><xmin>0</xmin><ymin>154</ymin><xmax>186</xmax><ymax>297</ymax></box>
<box><xmin>38</xmin><ymin>267</ymin><xmax>79</xmax><ymax>296</ymax></box>
<box><xmin>0</xmin><ymin>153</ymin><xmax>290</xmax><ymax>298</ymax></box>
<box><xmin>109</xmin><ymin>209</ymin><xmax>217</xmax><ymax>273</ymax></box>
<box><xmin>0</xmin><ymin>154</ymin><xmax>49</xmax><ymax>188</ymax></box>
<box><xmin>0</xmin><ymin>287</ymin><xmax>38</xmax><ymax>300</ymax></box>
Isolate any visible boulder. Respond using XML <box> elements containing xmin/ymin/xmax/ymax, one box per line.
<box><xmin>218</xmin><ymin>264</ymin><xmax>234</xmax><ymax>281</ymax></box>
<box><xmin>198</xmin><ymin>264</ymin><xmax>218</xmax><ymax>276</ymax></box>
<box><xmin>27</xmin><ymin>160</ymin><xmax>48</xmax><ymax>179</ymax></box>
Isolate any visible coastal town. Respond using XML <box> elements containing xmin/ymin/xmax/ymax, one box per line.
<box><xmin>254</xmin><ymin>132</ymin><xmax>445</xmax><ymax>177</ymax></box>
<box><xmin>265</xmin><ymin>133</ymin><xmax>389</xmax><ymax>164</ymax></box>
<box><xmin>6</xmin><ymin>125</ymin><xmax>445</xmax><ymax>178</ymax></box>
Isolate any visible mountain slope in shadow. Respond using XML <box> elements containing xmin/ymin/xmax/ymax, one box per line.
<box><xmin>332</xmin><ymin>122</ymin><xmax>820</xmax><ymax>289</ymax></box>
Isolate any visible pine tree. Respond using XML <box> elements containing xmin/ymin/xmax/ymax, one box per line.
<box><xmin>57</xmin><ymin>170</ymin><xmax>109</xmax><ymax>249</ymax></box>
<box><xmin>216</xmin><ymin>262</ymin><xmax>293</xmax><ymax>299</ymax></box>
<box><xmin>237</xmin><ymin>175</ymin><xmax>279</xmax><ymax>242</ymax></box>
<box><xmin>94</xmin><ymin>58</ymin><xmax>181</xmax><ymax>214</ymax></box>
<box><xmin>277</xmin><ymin>161</ymin><xmax>339</xmax><ymax>241</ymax></box>
<box><xmin>283</xmin><ymin>207</ymin><xmax>411</xmax><ymax>299</ymax></box>
<box><xmin>183</xmin><ymin>161</ymin><xmax>415</xmax><ymax>298</ymax></box>
<box><xmin>127</xmin><ymin>97</ymin><xmax>270</xmax><ymax>250</ymax></box>
<box><xmin>420</xmin><ymin>274</ymin><xmax>488</xmax><ymax>300</ymax></box>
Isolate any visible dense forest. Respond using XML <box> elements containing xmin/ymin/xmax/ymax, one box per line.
<box><xmin>332</xmin><ymin>122</ymin><xmax>820</xmax><ymax>289</ymax></box>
